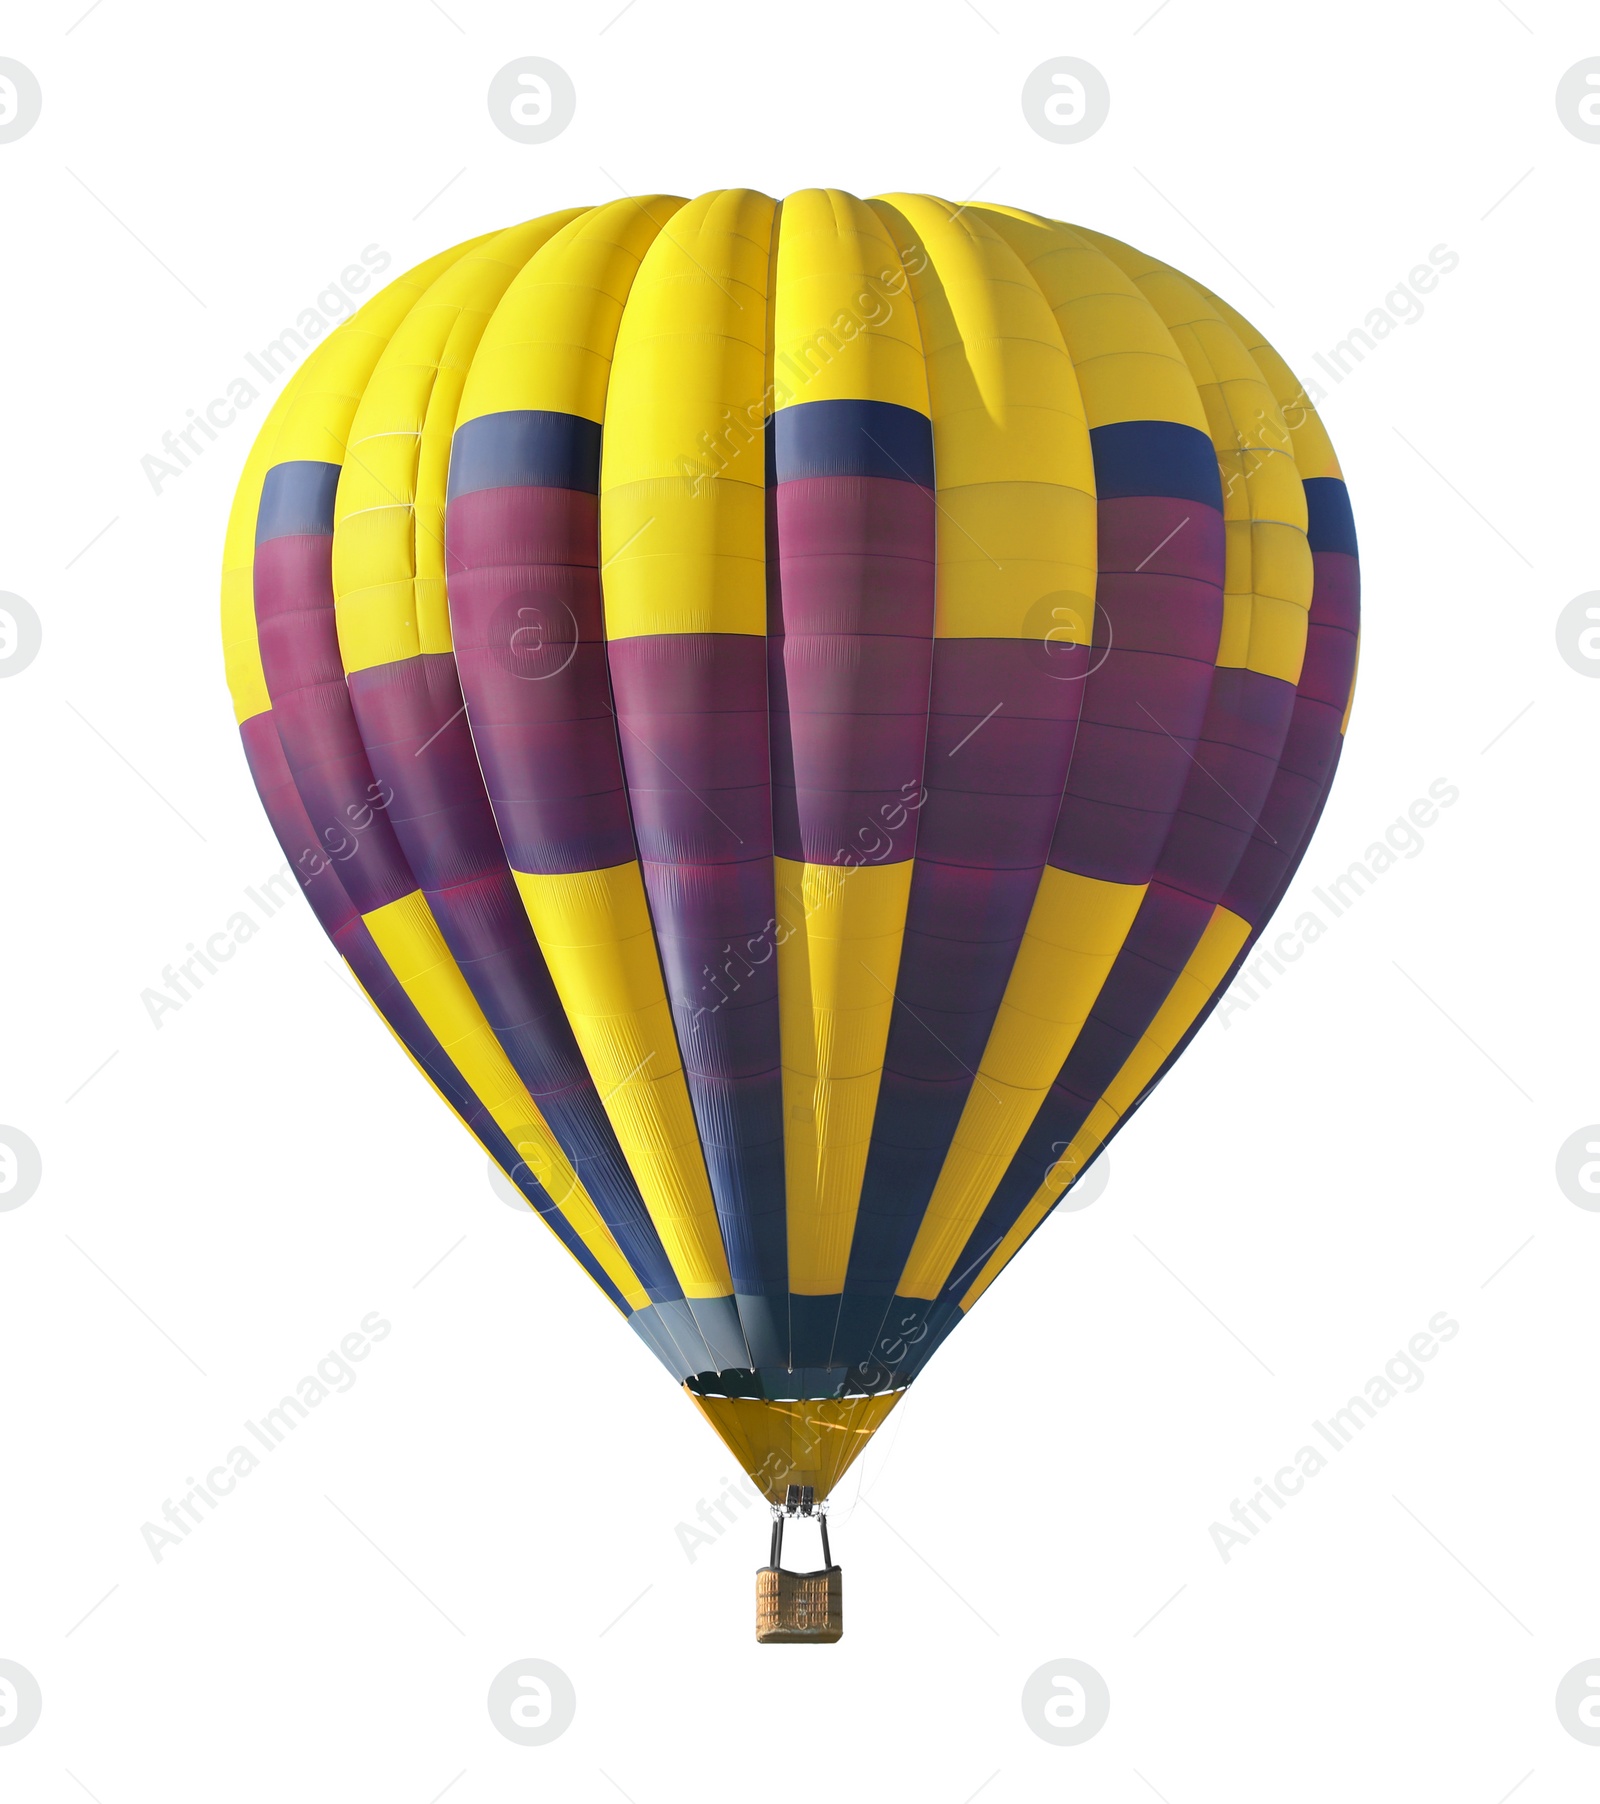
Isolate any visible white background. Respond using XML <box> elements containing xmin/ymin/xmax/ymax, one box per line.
<box><xmin>2</xmin><ymin>2</ymin><xmax>1596</xmax><ymax>1798</ymax></box>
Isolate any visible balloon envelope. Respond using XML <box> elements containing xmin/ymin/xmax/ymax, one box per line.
<box><xmin>222</xmin><ymin>191</ymin><xmax>1359</xmax><ymax>1501</ymax></box>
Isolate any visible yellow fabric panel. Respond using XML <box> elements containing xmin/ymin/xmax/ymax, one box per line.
<box><xmin>776</xmin><ymin>858</ymin><xmax>914</xmax><ymax>1295</ymax></box>
<box><xmin>333</xmin><ymin>214</ymin><xmax>587</xmax><ymax>675</ymax></box>
<box><xmin>867</xmin><ymin>194</ymin><xmax>1096</xmax><ymax>642</ymax></box>
<box><xmin>959</xmin><ymin>904</ymin><xmax>1252</xmax><ymax>1311</ymax></box>
<box><xmin>1197</xmin><ymin>281</ymin><xmax>1342</xmax><ymax>481</ymax></box>
<box><xmin>689</xmin><ymin>1389</ymin><xmax>903</xmax><ymax>1503</ymax></box>
<box><xmin>1082</xmin><ymin>229</ymin><xmax>1313</xmax><ymax>687</ymax></box>
<box><xmin>600</xmin><ymin>188</ymin><xmax>778</xmax><ymax>639</ymax></box>
<box><xmin>969</xmin><ymin>205</ymin><xmax>1209</xmax><ymax>434</ymax></box>
<box><xmin>933</xmin><ymin>481</ymin><xmax>1098</xmax><ymax>641</ymax></box>
<box><xmin>512</xmin><ymin>863</ymin><xmax>733</xmax><ymax>1298</ymax></box>
<box><xmin>457</xmin><ymin>195</ymin><xmax>688</xmax><ymax>427</ymax></box>
<box><xmin>896</xmin><ymin>868</ymin><xmax>1146</xmax><ymax>1299</ymax></box>
<box><xmin>220</xmin><ymin>236</ymin><xmax>487</xmax><ymax>725</ymax></box>
<box><xmin>361</xmin><ymin>889</ymin><xmax>649</xmax><ymax>1309</ymax></box>
<box><xmin>771</xmin><ymin>187</ymin><xmax>929</xmax><ymax>415</ymax></box>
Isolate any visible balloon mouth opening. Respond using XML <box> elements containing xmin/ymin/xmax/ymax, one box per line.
<box><xmin>684</xmin><ymin>1368</ymin><xmax>907</xmax><ymax>1403</ymax></box>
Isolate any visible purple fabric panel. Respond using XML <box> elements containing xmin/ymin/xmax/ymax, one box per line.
<box><xmin>346</xmin><ymin>654</ymin><xmax>506</xmax><ymax>890</ymax></box>
<box><xmin>605</xmin><ymin>632</ymin><xmax>785</xmax><ymax>1296</ymax></box>
<box><xmin>606</xmin><ymin>636</ymin><xmax>779</xmax><ymax>1063</ymax></box>
<box><xmin>767</xmin><ymin>473</ymin><xmax>936</xmax><ymax>866</ymax></box>
<box><xmin>1221</xmin><ymin>552</ymin><xmax>1359</xmax><ymax>923</ymax></box>
<box><xmin>1149</xmin><ymin>666</ymin><xmax>1297</xmax><ymax>902</ymax></box>
<box><xmin>1048</xmin><ymin>495</ymin><xmax>1225</xmax><ymax>884</ymax></box>
<box><xmin>607</xmin><ymin>634</ymin><xmax>774</xmax><ymax>866</ymax></box>
<box><xmin>253</xmin><ymin>533</ymin><xmax>416</xmax><ymax>915</ymax></box>
<box><xmin>445</xmin><ymin>485</ymin><xmax>635</xmax><ymax>875</ymax></box>
<box><xmin>238</xmin><ymin>710</ymin><xmax>359</xmax><ymax>938</ymax></box>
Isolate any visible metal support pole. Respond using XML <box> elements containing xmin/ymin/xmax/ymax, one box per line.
<box><xmin>819</xmin><ymin>1512</ymin><xmax>833</xmax><ymax>1569</ymax></box>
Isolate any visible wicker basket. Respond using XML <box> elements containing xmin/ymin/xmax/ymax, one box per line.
<box><xmin>755</xmin><ymin>1565</ymin><xmax>843</xmax><ymax>1643</ymax></box>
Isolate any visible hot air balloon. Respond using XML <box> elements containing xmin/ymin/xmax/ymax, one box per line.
<box><xmin>221</xmin><ymin>190</ymin><xmax>1359</xmax><ymax>1642</ymax></box>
